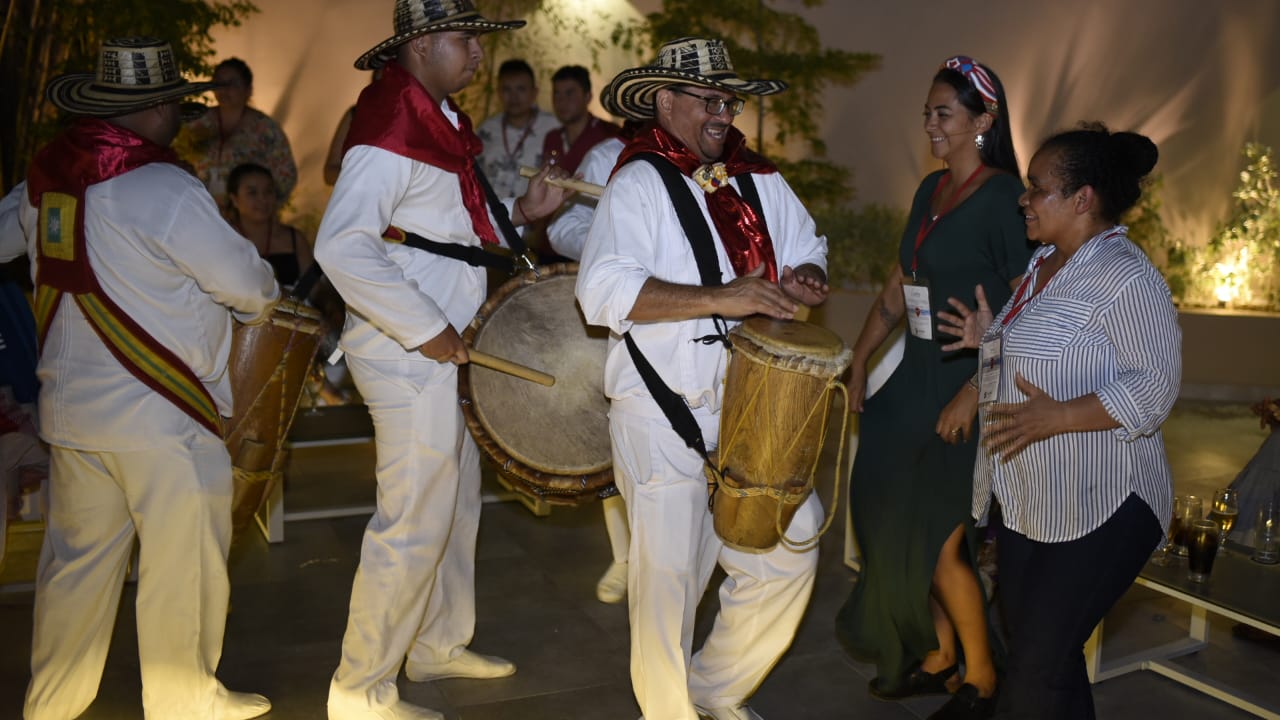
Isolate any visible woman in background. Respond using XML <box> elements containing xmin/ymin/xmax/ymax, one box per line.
<box><xmin>177</xmin><ymin>58</ymin><xmax>297</xmax><ymax>210</ymax></box>
<box><xmin>226</xmin><ymin>163</ymin><xmax>312</xmax><ymax>288</ymax></box>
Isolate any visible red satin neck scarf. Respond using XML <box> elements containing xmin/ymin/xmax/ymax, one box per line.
<box><xmin>616</xmin><ymin>123</ymin><xmax>779</xmax><ymax>282</ymax></box>
<box><xmin>343</xmin><ymin>60</ymin><xmax>499</xmax><ymax>245</ymax></box>
<box><xmin>27</xmin><ymin>118</ymin><xmax>182</xmax><ymax>293</ymax></box>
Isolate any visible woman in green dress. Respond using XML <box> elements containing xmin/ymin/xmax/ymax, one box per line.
<box><xmin>836</xmin><ymin>56</ymin><xmax>1031</xmax><ymax>720</ymax></box>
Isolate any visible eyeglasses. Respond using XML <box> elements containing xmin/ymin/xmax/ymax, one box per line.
<box><xmin>671</xmin><ymin>88</ymin><xmax>745</xmax><ymax>116</ymax></box>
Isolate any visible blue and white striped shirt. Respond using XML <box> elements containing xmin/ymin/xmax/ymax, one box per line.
<box><xmin>972</xmin><ymin>226</ymin><xmax>1180</xmax><ymax>542</ymax></box>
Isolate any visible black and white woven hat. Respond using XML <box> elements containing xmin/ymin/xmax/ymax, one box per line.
<box><xmin>45</xmin><ymin>37</ymin><xmax>216</xmax><ymax>118</ymax></box>
<box><xmin>355</xmin><ymin>0</ymin><xmax>525</xmax><ymax>71</ymax></box>
<box><xmin>602</xmin><ymin>37</ymin><xmax>787</xmax><ymax>121</ymax></box>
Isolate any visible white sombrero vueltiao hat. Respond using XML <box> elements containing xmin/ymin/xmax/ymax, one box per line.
<box><xmin>603</xmin><ymin>37</ymin><xmax>788</xmax><ymax>121</ymax></box>
<box><xmin>355</xmin><ymin>0</ymin><xmax>525</xmax><ymax>71</ymax></box>
<box><xmin>45</xmin><ymin>37</ymin><xmax>217</xmax><ymax>118</ymax></box>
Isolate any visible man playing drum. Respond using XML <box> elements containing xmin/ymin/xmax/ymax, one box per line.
<box><xmin>3</xmin><ymin>37</ymin><xmax>280</xmax><ymax>719</ymax></box>
<box><xmin>313</xmin><ymin>2</ymin><xmax>569</xmax><ymax>718</ymax></box>
<box><xmin>575</xmin><ymin>37</ymin><xmax>831</xmax><ymax>720</ymax></box>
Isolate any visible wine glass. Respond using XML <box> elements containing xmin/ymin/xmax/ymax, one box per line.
<box><xmin>1209</xmin><ymin>488</ymin><xmax>1239</xmax><ymax>553</ymax></box>
<box><xmin>1170</xmin><ymin>494</ymin><xmax>1203</xmax><ymax>558</ymax></box>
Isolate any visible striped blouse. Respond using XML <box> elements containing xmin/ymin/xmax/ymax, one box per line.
<box><xmin>972</xmin><ymin>226</ymin><xmax>1181</xmax><ymax>542</ymax></box>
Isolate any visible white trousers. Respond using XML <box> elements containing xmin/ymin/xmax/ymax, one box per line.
<box><xmin>610</xmin><ymin>409</ymin><xmax>820</xmax><ymax>720</ymax></box>
<box><xmin>330</xmin><ymin>355</ymin><xmax>481</xmax><ymax>709</ymax></box>
<box><xmin>602</xmin><ymin>493</ymin><xmax>630</xmax><ymax>564</ymax></box>
<box><xmin>25</xmin><ymin>422</ymin><xmax>234</xmax><ymax>720</ymax></box>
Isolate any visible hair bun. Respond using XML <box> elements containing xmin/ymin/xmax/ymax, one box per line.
<box><xmin>1110</xmin><ymin>131</ymin><xmax>1158</xmax><ymax>179</ymax></box>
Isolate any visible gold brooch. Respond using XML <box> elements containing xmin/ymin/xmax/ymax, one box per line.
<box><xmin>693</xmin><ymin>163</ymin><xmax>730</xmax><ymax>193</ymax></box>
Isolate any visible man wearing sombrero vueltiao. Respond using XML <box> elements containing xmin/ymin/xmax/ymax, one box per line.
<box><xmin>576</xmin><ymin>37</ymin><xmax>832</xmax><ymax>720</ymax></box>
<box><xmin>313</xmin><ymin>1</ymin><xmax>570</xmax><ymax>718</ymax></box>
<box><xmin>2</xmin><ymin>38</ymin><xmax>279</xmax><ymax>719</ymax></box>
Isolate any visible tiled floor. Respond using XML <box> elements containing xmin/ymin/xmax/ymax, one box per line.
<box><xmin>1</xmin><ymin>401</ymin><xmax>1277</xmax><ymax>719</ymax></box>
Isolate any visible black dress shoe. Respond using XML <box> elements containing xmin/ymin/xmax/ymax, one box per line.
<box><xmin>868</xmin><ymin>662</ymin><xmax>959</xmax><ymax>700</ymax></box>
<box><xmin>926</xmin><ymin>683</ymin><xmax>996</xmax><ymax>720</ymax></box>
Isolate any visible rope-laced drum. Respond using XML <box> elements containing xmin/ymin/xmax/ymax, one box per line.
<box><xmin>225</xmin><ymin>298</ymin><xmax>323</xmax><ymax>537</ymax></box>
<box><xmin>459</xmin><ymin>264</ymin><xmax>614</xmax><ymax>505</ymax></box>
<box><xmin>710</xmin><ymin>317</ymin><xmax>852</xmax><ymax>551</ymax></box>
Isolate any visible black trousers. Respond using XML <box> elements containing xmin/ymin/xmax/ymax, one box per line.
<box><xmin>994</xmin><ymin>493</ymin><xmax>1162</xmax><ymax>720</ymax></box>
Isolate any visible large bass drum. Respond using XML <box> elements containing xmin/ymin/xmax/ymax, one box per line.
<box><xmin>459</xmin><ymin>264</ymin><xmax>614</xmax><ymax>505</ymax></box>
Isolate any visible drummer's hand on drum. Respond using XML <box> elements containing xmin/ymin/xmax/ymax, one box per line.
<box><xmin>781</xmin><ymin>264</ymin><xmax>829</xmax><ymax>306</ymax></box>
<box><xmin>717</xmin><ymin>263</ymin><xmax>798</xmax><ymax>320</ymax></box>
<box><xmin>514</xmin><ymin>164</ymin><xmax>573</xmax><ymax>225</ymax></box>
<box><xmin>418</xmin><ymin>325</ymin><xmax>469</xmax><ymax>365</ymax></box>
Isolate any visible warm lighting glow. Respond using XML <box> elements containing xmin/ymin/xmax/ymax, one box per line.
<box><xmin>1212</xmin><ymin>246</ymin><xmax>1250</xmax><ymax>306</ymax></box>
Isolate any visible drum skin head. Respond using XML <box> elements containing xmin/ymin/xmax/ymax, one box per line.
<box><xmin>465</xmin><ymin>267</ymin><xmax>612</xmax><ymax>479</ymax></box>
<box><xmin>735</xmin><ymin>317</ymin><xmax>852</xmax><ymax>373</ymax></box>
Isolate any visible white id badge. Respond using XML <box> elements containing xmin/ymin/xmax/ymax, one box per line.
<box><xmin>978</xmin><ymin>335</ymin><xmax>1003</xmax><ymax>405</ymax></box>
<box><xmin>902</xmin><ymin>282</ymin><xmax>933</xmax><ymax>340</ymax></box>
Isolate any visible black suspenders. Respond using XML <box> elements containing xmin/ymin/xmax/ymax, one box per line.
<box><xmin>620</xmin><ymin>153</ymin><xmax>766</xmax><ymax>464</ymax></box>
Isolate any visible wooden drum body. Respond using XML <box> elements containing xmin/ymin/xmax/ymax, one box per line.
<box><xmin>459</xmin><ymin>264</ymin><xmax>614</xmax><ymax>505</ymax></box>
<box><xmin>225</xmin><ymin>299</ymin><xmax>323</xmax><ymax>537</ymax></box>
<box><xmin>711</xmin><ymin>317</ymin><xmax>851</xmax><ymax>551</ymax></box>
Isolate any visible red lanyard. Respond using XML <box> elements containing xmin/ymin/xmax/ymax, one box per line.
<box><xmin>1001</xmin><ymin>226</ymin><xmax>1126</xmax><ymax>327</ymax></box>
<box><xmin>911</xmin><ymin>163</ymin><xmax>985</xmax><ymax>276</ymax></box>
<box><xmin>503</xmin><ymin>117</ymin><xmax>535</xmax><ymax>161</ymax></box>
<box><xmin>1001</xmin><ymin>256</ymin><xmax>1046</xmax><ymax>327</ymax></box>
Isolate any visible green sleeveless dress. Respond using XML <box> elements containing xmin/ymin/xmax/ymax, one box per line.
<box><xmin>836</xmin><ymin>170</ymin><xmax>1032</xmax><ymax>690</ymax></box>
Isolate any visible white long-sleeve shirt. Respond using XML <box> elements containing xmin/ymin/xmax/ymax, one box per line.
<box><xmin>547</xmin><ymin>136</ymin><xmax>624</xmax><ymax>261</ymax></box>
<box><xmin>575</xmin><ymin>160</ymin><xmax>826</xmax><ymax>417</ymax></box>
<box><xmin>973</xmin><ymin>226</ymin><xmax>1181</xmax><ymax>542</ymax></box>
<box><xmin>11</xmin><ymin>165</ymin><xmax>279</xmax><ymax>449</ymax></box>
<box><xmin>315</xmin><ymin>102</ymin><xmax>516</xmax><ymax>363</ymax></box>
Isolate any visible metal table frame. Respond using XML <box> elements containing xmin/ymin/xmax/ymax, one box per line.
<box><xmin>1085</xmin><ymin>546</ymin><xmax>1280</xmax><ymax>719</ymax></box>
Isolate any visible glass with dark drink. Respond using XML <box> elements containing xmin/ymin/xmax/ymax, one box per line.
<box><xmin>1186</xmin><ymin>519</ymin><xmax>1219</xmax><ymax>583</ymax></box>
<box><xmin>1171</xmin><ymin>494</ymin><xmax>1203</xmax><ymax>558</ymax></box>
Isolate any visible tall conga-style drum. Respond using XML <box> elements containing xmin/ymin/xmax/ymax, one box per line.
<box><xmin>711</xmin><ymin>317</ymin><xmax>851</xmax><ymax>551</ymax></box>
<box><xmin>459</xmin><ymin>264</ymin><xmax>614</xmax><ymax>505</ymax></box>
<box><xmin>225</xmin><ymin>299</ymin><xmax>323</xmax><ymax>537</ymax></box>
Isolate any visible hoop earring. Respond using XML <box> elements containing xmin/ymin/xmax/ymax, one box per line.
<box><xmin>974</xmin><ymin>133</ymin><xmax>986</xmax><ymax>151</ymax></box>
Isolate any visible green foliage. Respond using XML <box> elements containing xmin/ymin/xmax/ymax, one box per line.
<box><xmin>454</xmin><ymin>0</ymin><xmax>616</xmax><ymax>121</ymax></box>
<box><xmin>1197</xmin><ymin>143</ymin><xmax>1280</xmax><ymax>309</ymax></box>
<box><xmin>815</xmin><ymin>203</ymin><xmax>907</xmax><ymax>289</ymax></box>
<box><xmin>1123</xmin><ymin>173</ymin><xmax>1192</xmax><ymax>301</ymax></box>
<box><xmin>0</xmin><ymin>0</ymin><xmax>258</xmax><ymax>189</ymax></box>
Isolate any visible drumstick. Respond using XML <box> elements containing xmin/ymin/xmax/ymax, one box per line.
<box><xmin>519</xmin><ymin>166</ymin><xmax>604</xmax><ymax>198</ymax></box>
<box><xmin>469</xmin><ymin>349</ymin><xmax>556</xmax><ymax>387</ymax></box>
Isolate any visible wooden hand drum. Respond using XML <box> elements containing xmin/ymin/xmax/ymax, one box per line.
<box><xmin>459</xmin><ymin>264</ymin><xmax>614</xmax><ymax>505</ymax></box>
<box><xmin>225</xmin><ymin>298</ymin><xmax>323</xmax><ymax>538</ymax></box>
<box><xmin>711</xmin><ymin>317</ymin><xmax>852</xmax><ymax>551</ymax></box>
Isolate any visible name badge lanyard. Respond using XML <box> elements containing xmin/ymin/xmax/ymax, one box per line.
<box><xmin>909</xmin><ymin>163</ymin><xmax>985</xmax><ymax>283</ymax></box>
<box><xmin>977</xmin><ymin>254</ymin><xmax>1045</xmax><ymax>405</ymax></box>
<box><xmin>903</xmin><ymin>164</ymin><xmax>984</xmax><ymax>340</ymax></box>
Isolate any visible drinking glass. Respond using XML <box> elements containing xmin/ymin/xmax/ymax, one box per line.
<box><xmin>1186</xmin><ymin>519</ymin><xmax>1220</xmax><ymax>582</ymax></box>
<box><xmin>1170</xmin><ymin>494</ymin><xmax>1203</xmax><ymax>558</ymax></box>
<box><xmin>1209</xmin><ymin>488</ymin><xmax>1239</xmax><ymax>552</ymax></box>
<box><xmin>1253</xmin><ymin>502</ymin><xmax>1280</xmax><ymax>565</ymax></box>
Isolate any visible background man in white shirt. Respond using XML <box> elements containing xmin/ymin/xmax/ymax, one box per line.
<box><xmin>476</xmin><ymin>59</ymin><xmax>560</xmax><ymax>197</ymax></box>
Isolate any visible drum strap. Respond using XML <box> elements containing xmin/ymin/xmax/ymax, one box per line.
<box><xmin>616</xmin><ymin>153</ymin><xmax>768</xmax><ymax>467</ymax></box>
<box><xmin>379</xmin><ymin>166</ymin><xmax>539</xmax><ymax>275</ymax></box>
